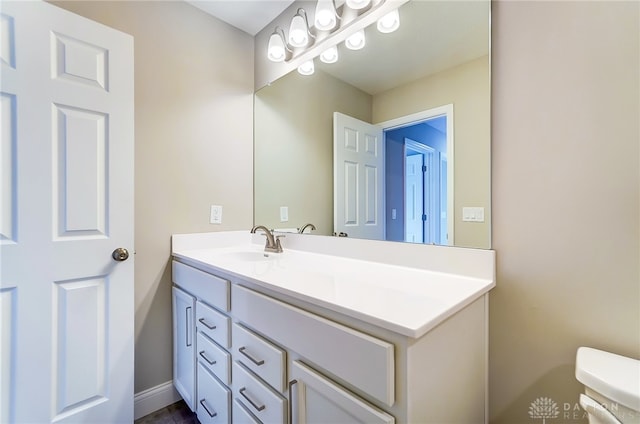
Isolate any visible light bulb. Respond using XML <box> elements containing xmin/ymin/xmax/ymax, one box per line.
<box><xmin>267</xmin><ymin>31</ymin><xmax>286</xmax><ymax>62</ymax></box>
<box><xmin>298</xmin><ymin>60</ymin><xmax>315</xmax><ymax>76</ymax></box>
<box><xmin>289</xmin><ymin>15</ymin><xmax>308</xmax><ymax>47</ymax></box>
<box><xmin>346</xmin><ymin>0</ymin><xmax>370</xmax><ymax>10</ymax></box>
<box><xmin>315</xmin><ymin>0</ymin><xmax>337</xmax><ymax>31</ymax></box>
<box><xmin>345</xmin><ymin>30</ymin><xmax>366</xmax><ymax>50</ymax></box>
<box><xmin>320</xmin><ymin>46</ymin><xmax>339</xmax><ymax>63</ymax></box>
<box><xmin>289</xmin><ymin>10</ymin><xmax>311</xmax><ymax>48</ymax></box>
<box><xmin>377</xmin><ymin>9</ymin><xmax>400</xmax><ymax>33</ymax></box>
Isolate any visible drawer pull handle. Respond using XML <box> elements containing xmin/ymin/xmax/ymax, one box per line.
<box><xmin>198</xmin><ymin>318</ymin><xmax>216</xmax><ymax>330</ymax></box>
<box><xmin>198</xmin><ymin>350</ymin><xmax>217</xmax><ymax>365</ymax></box>
<box><xmin>239</xmin><ymin>387</ymin><xmax>266</xmax><ymax>412</ymax></box>
<box><xmin>288</xmin><ymin>379</ymin><xmax>298</xmax><ymax>424</ymax></box>
<box><xmin>199</xmin><ymin>399</ymin><xmax>218</xmax><ymax>418</ymax></box>
<box><xmin>186</xmin><ymin>307</ymin><xmax>192</xmax><ymax>347</ymax></box>
<box><xmin>239</xmin><ymin>346</ymin><xmax>265</xmax><ymax>366</ymax></box>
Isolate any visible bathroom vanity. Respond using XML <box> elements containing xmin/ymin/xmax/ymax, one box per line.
<box><xmin>171</xmin><ymin>231</ymin><xmax>495</xmax><ymax>424</ymax></box>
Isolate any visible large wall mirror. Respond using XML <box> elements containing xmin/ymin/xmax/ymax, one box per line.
<box><xmin>254</xmin><ymin>0</ymin><xmax>491</xmax><ymax>249</ymax></box>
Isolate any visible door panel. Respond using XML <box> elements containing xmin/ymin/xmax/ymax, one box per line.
<box><xmin>404</xmin><ymin>154</ymin><xmax>423</xmax><ymax>243</ymax></box>
<box><xmin>53</xmin><ymin>278</ymin><xmax>108</xmax><ymax>417</ymax></box>
<box><xmin>0</xmin><ymin>92</ymin><xmax>16</xmax><ymax>243</ymax></box>
<box><xmin>0</xmin><ymin>1</ymin><xmax>134</xmax><ymax>422</ymax></box>
<box><xmin>333</xmin><ymin>112</ymin><xmax>384</xmax><ymax>240</ymax></box>
<box><xmin>53</xmin><ymin>105</ymin><xmax>108</xmax><ymax>238</ymax></box>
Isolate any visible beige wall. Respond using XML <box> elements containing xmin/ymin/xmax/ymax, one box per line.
<box><xmin>373</xmin><ymin>56</ymin><xmax>491</xmax><ymax>248</ymax></box>
<box><xmin>51</xmin><ymin>1</ymin><xmax>254</xmax><ymax>393</ymax></box>
<box><xmin>254</xmin><ymin>70</ymin><xmax>372</xmax><ymax>234</ymax></box>
<box><xmin>490</xmin><ymin>1</ymin><xmax>639</xmax><ymax>423</ymax></box>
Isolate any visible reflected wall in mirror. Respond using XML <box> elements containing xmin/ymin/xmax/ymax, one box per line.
<box><xmin>255</xmin><ymin>0</ymin><xmax>491</xmax><ymax>249</ymax></box>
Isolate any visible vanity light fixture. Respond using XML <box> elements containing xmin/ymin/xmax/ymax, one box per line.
<box><xmin>346</xmin><ymin>0</ymin><xmax>371</xmax><ymax>10</ymax></box>
<box><xmin>315</xmin><ymin>0</ymin><xmax>339</xmax><ymax>31</ymax></box>
<box><xmin>267</xmin><ymin>27</ymin><xmax>290</xmax><ymax>62</ymax></box>
<box><xmin>377</xmin><ymin>8</ymin><xmax>400</xmax><ymax>33</ymax></box>
<box><xmin>345</xmin><ymin>29</ymin><xmax>366</xmax><ymax>50</ymax></box>
<box><xmin>297</xmin><ymin>59</ymin><xmax>315</xmax><ymax>75</ymax></box>
<box><xmin>320</xmin><ymin>45</ymin><xmax>339</xmax><ymax>63</ymax></box>
<box><xmin>266</xmin><ymin>0</ymin><xmax>400</xmax><ymax>65</ymax></box>
<box><xmin>288</xmin><ymin>8</ymin><xmax>314</xmax><ymax>48</ymax></box>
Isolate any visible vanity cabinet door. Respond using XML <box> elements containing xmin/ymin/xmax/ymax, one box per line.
<box><xmin>289</xmin><ymin>361</ymin><xmax>395</xmax><ymax>424</ymax></box>
<box><xmin>197</xmin><ymin>363</ymin><xmax>231</xmax><ymax>424</ymax></box>
<box><xmin>173</xmin><ymin>286</ymin><xmax>196</xmax><ymax>411</ymax></box>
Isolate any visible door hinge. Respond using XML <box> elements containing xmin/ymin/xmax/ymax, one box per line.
<box><xmin>422</xmin><ymin>214</ymin><xmax>427</xmax><ymax>221</ymax></box>
<box><xmin>422</xmin><ymin>165</ymin><xmax>427</xmax><ymax>173</ymax></box>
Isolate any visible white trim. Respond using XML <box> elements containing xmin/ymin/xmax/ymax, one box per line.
<box><xmin>134</xmin><ymin>380</ymin><xmax>182</xmax><ymax>420</ymax></box>
<box><xmin>376</xmin><ymin>104</ymin><xmax>455</xmax><ymax>246</ymax></box>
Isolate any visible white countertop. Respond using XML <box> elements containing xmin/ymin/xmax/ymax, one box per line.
<box><xmin>172</xmin><ymin>231</ymin><xmax>495</xmax><ymax>338</ymax></box>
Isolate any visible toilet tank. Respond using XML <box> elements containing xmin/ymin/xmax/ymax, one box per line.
<box><xmin>576</xmin><ymin>347</ymin><xmax>640</xmax><ymax>412</ymax></box>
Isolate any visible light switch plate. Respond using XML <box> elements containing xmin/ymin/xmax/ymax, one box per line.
<box><xmin>210</xmin><ymin>205</ymin><xmax>222</xmax><ymax>224</ymax></box>
<box><xmin>462</xmin><ymin>207</ymin><xmax>485</xmax><ymax>222</ymax></box>
<box><xmin>280</xmin><ymin>206</ymin><xmax>288</xmax><ymax>222</ymax></box>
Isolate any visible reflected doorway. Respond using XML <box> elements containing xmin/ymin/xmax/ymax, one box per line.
<box><xmin>380</xmin><ymin>105</ymin><xmax>453</xmax><ymax>245</ymax></box>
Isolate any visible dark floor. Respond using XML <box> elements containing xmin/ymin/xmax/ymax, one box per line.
<box><xmin>134</xmin><ymin>400</ymin><xmax>199</xmax><ymax>424</ymax></box>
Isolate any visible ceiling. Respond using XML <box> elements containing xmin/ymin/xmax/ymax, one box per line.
<box><xmin>185</xmin><ymin>0</ymin><xmax>294</xmax><ymax>35</ymax></box>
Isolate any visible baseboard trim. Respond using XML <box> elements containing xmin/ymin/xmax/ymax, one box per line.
<box><xmin>134</xmin><ymin>380</ymin><xmax>182</xmax><ymax>420</ymax></box>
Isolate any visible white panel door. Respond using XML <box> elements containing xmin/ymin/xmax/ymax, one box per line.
<box><xmin>333</xmin><ymin>112</ymin><xmax>384</xmax><ymax>240</ymax></box>
<box><xmin>404</xmin><ymin>154</ymin><xmax>423</xmax><ymax>243</ymax></box>
<box><xmin>0</xmin><ymin>1</ymin><xmax>134</xmax><ymax>422</ymax></box>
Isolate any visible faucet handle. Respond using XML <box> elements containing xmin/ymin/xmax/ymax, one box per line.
<box><xmin>275</xmin><ymin>235</ymin><xmax>285</xmax><ymax>253</ymax></box>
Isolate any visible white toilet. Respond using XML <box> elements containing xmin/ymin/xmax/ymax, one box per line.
<box><xmin>576</xmin><ymin>347</ymin><xmax>640</xmax><ymax>424</ymax></box>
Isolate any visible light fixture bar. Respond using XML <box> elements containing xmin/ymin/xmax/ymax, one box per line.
<box><xmin>259</xmin><ymin>0</ymin><xmax>411</xmax><ymax>89</ymax></box>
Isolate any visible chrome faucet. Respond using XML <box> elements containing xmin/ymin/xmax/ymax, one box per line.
<box><xmin>298</xmin><ymin>223</ymin><xmax>316</xmax><ymax>234</ymax></box>
<box><xmin>250</xmin><ymin>225</ymin><xmax>284</xmax><ymax>253</ymax></box>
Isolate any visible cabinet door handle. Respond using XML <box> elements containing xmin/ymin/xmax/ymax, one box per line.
<box><xmin>238</xmin><ymin>346</ymin><xmax>265</xmax><ymax>366</ymax></box>
<box><xmin>185</xmin><ymin>306</ymin><xmax>192</xmax><ymax>347</ymax></box>
<box><xmin>239</xmin><ymin>387</ymin><xmax>266</xmax><ymax>412</ymax></box>
<box><xmin>198</xmin><ymin>350</ymin><xmax>217</xmax><ymax>365</ymax></box>
<box><xmin>199</xmin><ymin>399</ymin><xmax>218</xmax><ymax>418</ymax></box>
<box><xmin>288</xmin><ymin>379</ymin><xmax>298</xmax><ymax>424</ymax></box>
<box><xmin>198</xmin><ymin>318</ymin><xmax>216</xmax><ymax>330</ymax></box>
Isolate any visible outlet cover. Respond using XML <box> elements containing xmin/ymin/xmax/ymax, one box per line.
<box><xmin>280</xmin><ymin>206</ymin><xmax>288</xmax><ymax>222</ymax></box>
<box><xmin>210</xmin><ymin>205</ymin><xmax>222</xmax><ymax>224</ymax></box>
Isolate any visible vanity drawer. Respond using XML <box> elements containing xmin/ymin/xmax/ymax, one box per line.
<box><xmin>232</xmin><ymin>284</ymin><xmax>395</xmax><ymax>406</ymax></box>
<box><xmin>232</xmin><ymin>322</ymin><xmax>285</xmax><ymax>392</ymax></box>
<box><xmin>196</xmin><ymin>301</ymin><xmax>230</xmax><ymax>348</ymax></box>
<box><xmin>232</xmin><ymin>399</ymin><xmax>261</xmax><ymax>424</ymax></box>
<box><xmin>233</xmin><ymin>361</ymin><xmax>285</xmax><ymax>424</ymax></box>
<box><xmin>197</xmin><ymin>362</ymin><xmax>230</xmax><ymax>424</ymax></box>
<box><xmin>197</xmin><ymin>332</ymin><xmax>230</xmax><ymax>385</ymax></box>
<box><xmin>172</xmin><ymin>261</ymin><xmax>229</xmax><ymax>311</ymax></box>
